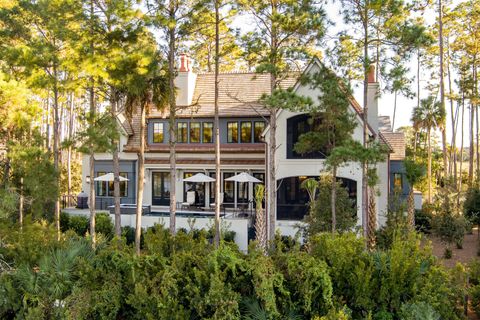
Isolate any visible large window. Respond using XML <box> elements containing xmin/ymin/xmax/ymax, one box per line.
<box><xmin>286</xmin><ymin>114</ymin><xmax>326</xmax><ymax>159</ymax></box>
<box><xmin>96</xmin><ymin>172</ymin><xmax>128</xmax><ymax>197</ymax></box>
<box><xmin>190</xmin><ymin>122</ymin><xmax>201</xmax><ymax>143</ymax></box>
<box><xmin>254</xmin><ymin>121</ymin><xmax>265</xmax><ymax>142</ymax></box>
<box><xmin>177</xmin><ymin>122</ymin><xmax>188</xmax><ymax>143</ymax></box>
<box><xmin>240</xmin><ymin>122</ymin><xmax>252</xmax><ymax>143</ymax></box>
<box><xmin>227</xmin><ymin>122</ymin><xmax>238</xmax><ymax>143</ymax></box>
<box><xmin>203</xmin><ymin>122</ymin><xmax>213</xmax><ymax>143</ymax></box>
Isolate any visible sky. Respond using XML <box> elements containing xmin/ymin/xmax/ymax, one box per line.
<box><xmin>230</xmin><ymin>1</ymin><xmax>467</xmax><ymax>145</ymax></box>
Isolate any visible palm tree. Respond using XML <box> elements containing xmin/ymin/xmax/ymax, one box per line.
<box><xmin>124</xmin><ymin>56</ymin><xmax>168</xmax><ymax>255</ymax></box>
<box><xmin>411</xmin><ymin>96</ymin><xmax>445</xmax><ymax>203</ymax></box>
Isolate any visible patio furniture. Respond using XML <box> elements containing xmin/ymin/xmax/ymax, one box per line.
<box><xmin>182</xmin><ymin>191</ymin><xmax>196</xmax><ymax>209</ymax></box>
<box><xmin>209</xmin><ymin>192</ymin><xmax>224</xmax><ymax>210</ymax></box>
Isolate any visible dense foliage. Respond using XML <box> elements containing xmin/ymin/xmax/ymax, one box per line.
<box><xmin>0</xmin><ymin>220</ymin><xmax>467</xmax><ymax>320</ymax></box>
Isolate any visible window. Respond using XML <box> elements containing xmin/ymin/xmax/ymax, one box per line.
<box><xmin>393</xmin><ymin>173</ymin><xmax>402</xmax><ymax>190</ymax></box>
<box><xmin>97</xmin><ymin>172</ymin><xmax>128</xmax><ymax>197</ymax></box>
<box><xmin>153</xmin><ymin>123</ymin><xmax>164</xmax><ymax>143</ymax></box>
<box><xmin>203</xmin><ymin>122</ymin><xmax>213</xmax><ymax>143</ymax></box>
<box><xmin>227</xmin><ymin>122</ymin><xmax>238</xmax><ymax>143</ymax></box>
<box><xmin>177</xmin><ymin>122</ymin><xmax>188</xmax><ymax>143</ymax></box>
<box><xmin>240</xmin><ymin>122</ymin><xmax>252</xmax><ymax>143</ymax></box>
<box><xmin>286</xmin><ymin>114</ymin><xmax>326</xmax><ymax>159</ymax></box>
<box><xmin>254</xmin><ymin>121</ymin><xmax>265</xmax><ymax>142</ymax></box>
<box><xmin>223</xmin><ymin>172</ymin><xmax>235</xmax><ymax>206</ymax></box>
<box><xmin>96</xmin><ymin>171</ymin><xmax>107</xmax><ymax>197</ymax></box>
<box><xmin>190</xmin><ymin>122</ymin><xmax>201</xmax><ymax>143</ymax></box>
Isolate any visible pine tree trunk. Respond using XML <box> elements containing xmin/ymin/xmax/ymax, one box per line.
<box><xmin>367</xmin><ymin>187</ymin><xmax>376</xmax><ymax>250</ymax></box>
<box><xmin>438</xmin><ymin>0</ymin><xmax>448</xmax><ymax>179</ymax></box>
<box><xmin>111</xmin><ymin>90</ymin><xmax>121</xmax><ymax>238</ymax></box>
<box><xmin>213</xmin><ymin>0</ymin><xmax>221</xmax><ymax>247</ymax></box>
<box><xmin>89</xmin><ymin>83</ymin><xmax>96</xmax><ymax>247</ymax></box>
<box><xmin>135</xmin><ymin>103</ymin><xmax>147</xmax><ymax>255</ymax></box>
<box><xmin>88</xmin><ymin>1</ymin><xmax>96</xmax><ymax>246</ymax></box>
<box><xmin>392</xmin><ymin>91</ymin><xmax>397</xmax><ymax>131</ymax></box>
<box><xmin>267</xmin><ymin>4</ymin><xmax>278</xmax><ymax>244</ymax></box>
<box><xmin>362</xmin><ymin>12</ymin><xmax>369</xmax><ymax>241</ymax></box>
<box><xmin>52</xmin><ymin>61</ymin><xmax>61</xmax><ymax>241</ymax></box>
<box><xmin>331</xmin><ymin>166</ymin><xmax>337</xmax><ymax>233</ymax></box>
<box><xmin>428</xmin><ymin>128</ymin><xmax>432</xmax><ymax>203</ymax></box>
<box><xmin>458</xmin><ymin>95</ymin><xmax>465</xmax><ymax>207</ymax></box>
<box><xmin>19</xmin><ymin>177</ymin><xmax>24</xmax><ymax>231</ymax></box>
<box><xmin>168</xmin><ymin>1</ymin><xmax>177</xmax><ymax>236</ymax></box>
<box><xmin>469</xmin><ymin>101</ymin><xmax>475</xmax><ymax>187</ymax></box>
<box><xmin>67</xmin><ymin>93</ymin><xmax>74</xmax><ymax>207</ymax></box>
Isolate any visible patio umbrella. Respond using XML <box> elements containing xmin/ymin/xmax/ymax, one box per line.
<box><xmin>94</xmin><ymin>173</ymin><xmax>129</xmax><ymax>182</ymax></box>
<box><xmin>225</xmin><ymin>172</ymin><xmax>261</xmax><ymax>183</ymax></box>
<box><xmin>182</xmin><ymin>173</ymin><xmax>215</xmax><ymax>182</ymax></box>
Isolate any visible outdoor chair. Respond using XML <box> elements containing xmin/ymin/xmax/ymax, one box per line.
<box><xmin>181</xmin><ymin>191</ymin><xmax>196</xmax><ymax>210</ymax></box>
<box><xmin>209</xmin><ymin>192</ymin><xmax>224</xmax><ymax>211</ymax></box>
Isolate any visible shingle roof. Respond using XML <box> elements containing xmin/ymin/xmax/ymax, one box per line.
<box><xmin>147</xmin><ymin>72</ymin><xmax>299</xmax><ymax>118</ymax></box>
<box><xmin>382</xmin><ymin>132</ymin><xmax>405</xmax><ymax>160</ymax></box>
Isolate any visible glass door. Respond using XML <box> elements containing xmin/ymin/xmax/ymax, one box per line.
<box><xmin>152</xmin><ymin>172</ymin><xmax>170</xmax><ymax>205</ymax></box>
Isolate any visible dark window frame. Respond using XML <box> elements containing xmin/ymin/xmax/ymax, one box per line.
<box><xmin>96</xmin><ymin>172</ymin><xmax>128</xmax><ymax>198</ymax></box>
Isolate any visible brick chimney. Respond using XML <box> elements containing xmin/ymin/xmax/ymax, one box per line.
<box><xmin>175</xmin><ymin>53</ymin><xmax>196</xmax><ymax>106</ymax></box>
<box><xmin>367</xmin><ymin>64</ymin><xmax>379</xmax><ymax>134</ymax></box>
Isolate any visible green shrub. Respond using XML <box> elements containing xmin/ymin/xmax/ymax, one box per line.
<box><xmin>68</xmin><ymin>215</ymin><xmax>89</xmax><ymax>236</ymax></box>
<box><xmin>60</xmin><ymin>211</ymin><xmax>70</xmax><ymax>232</ymax></box>
<box><xmin>432</xmin><ymin>211</ymin><xmax>467</xmax><ymax>250</ymax></box>
<box><xmin>415</xmin><ymin>209</ymin><xmax>432</xmax><ymax>233</ymax></box>
<box><xmin>95</xmin><ymin>213</ymin><xmax>113</xmax><ymax>239</ymax></box>
<box><xmin>464</xmin><ymin>186</ymin><xmax>480</xmax><ymax>227</ymax></box>
<box><xmin>121</xmin><ymin>226</ymin><xmax>136</xmax><ymax>245</ymax></box>
<box><xmin>399</xmin><ymin>302</ymin><xmax>440</xmax><ymax>320</ymax></box>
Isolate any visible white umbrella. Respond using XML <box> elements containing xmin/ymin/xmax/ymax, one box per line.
<box><xmin>183</xmin><ymin>173</ymin><xmax>215</xmax><ymax>183</ymax></box>
<box><xmin>225</xmin><ymin>172</ymin><xmax>261</xmax><ymax>183</ymax></box>
<box><xmin>94</xmin><ymin>173</ymin><xmax>129</xmax><ymax>182</ymax></box>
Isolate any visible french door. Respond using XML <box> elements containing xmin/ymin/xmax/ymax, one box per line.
<box><xmin>152</xmin><ymin>172</ymin><xmax>170</xmax><ymax>205</ymax></box>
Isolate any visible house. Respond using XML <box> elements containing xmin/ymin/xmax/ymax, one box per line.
<box><xmin>378</xmin><ymin>116</ymin><xmax>422</xmax><ymax>210</ymax></box>
<box><xmin>81</xmin><ymin>55</ymin><xmax>394</xmax><ymax>242</ymax></box>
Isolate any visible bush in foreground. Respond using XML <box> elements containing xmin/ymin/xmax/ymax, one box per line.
<box><xmin>0</xmin><ymin>221</ymin><xmax>467</xmax><ymax>319</ymax></box>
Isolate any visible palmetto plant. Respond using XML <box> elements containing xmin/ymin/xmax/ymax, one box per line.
<box><xmin>411</xmin><ymin>96</ymin><xmax>446</xmax><ymax>203</ymax></box>
<box><xmin>14</xmin><ymin>238</ymin><xmax>93</xmax><ymax>316</ymax></box>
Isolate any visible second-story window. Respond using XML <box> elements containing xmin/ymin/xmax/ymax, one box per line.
<box><xmin>203</xmin><ymin>122</ymin><xmax>213</xmax><ymax>143</ymax></box>
<box><xmin>254</xmin><ymin>121</ymin><xmax>265</xmax><ymax>142</ymax></box>
<box><xmin>240</xmin><ymin>122</ymin><xmax>252</xmax><ymax>143</ymax></box>
<box><xmin>190</xmin><ymin>122</ymin><xmax>200</xmax><ymax>143</ymax></box>
<box><xmin>153</xmin><ymin>123</ymin><xmax>164</xmax><ymax>143</ymax></box>
<box><xmin>227</xmin><ymin>122</ymin><xmax>238</xmax><ymax>143</ymax></box>
<box><xmin>177</xmin><ymin>122</ymin><xmax>188</xmax><ymax>143</ymax></box>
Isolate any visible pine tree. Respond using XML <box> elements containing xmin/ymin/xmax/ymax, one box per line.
<box><xmin>292</xmin><ymin>64</ymin><xmax>357</xmax><ymax>233</ymax></box>
<box><xmin>237</xmin><ymin>0</ymin><xmax>326</xmax><ymax>243</ymax></box>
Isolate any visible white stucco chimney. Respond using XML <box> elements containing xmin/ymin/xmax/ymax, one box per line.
<box><xmin>174</xmin><ymin>53</ymin><xmax>197</xmax><ymax>106</ymax></box>
<box><xmin>367</xmin><ymin>64</ymin><xmax>379</xmax><ymax>134</ymax></box>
